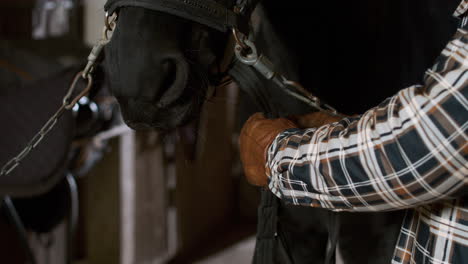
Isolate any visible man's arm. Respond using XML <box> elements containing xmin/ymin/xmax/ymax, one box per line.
<box><xmin>266</xmin><ymin>28</ymin><xmax>468</xmax><ymax>212</ymax></box>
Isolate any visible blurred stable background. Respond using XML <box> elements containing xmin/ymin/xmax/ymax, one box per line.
<box><xmin>0</xmin><ymin>0</ymin><xmax>258</xmax><ymax>263</ymax></box>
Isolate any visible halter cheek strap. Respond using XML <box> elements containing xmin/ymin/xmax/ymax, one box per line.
<box><xmin>104</xmin><ymin>0</ymin><xmax>251</xmax><ymax>34</ymax></box>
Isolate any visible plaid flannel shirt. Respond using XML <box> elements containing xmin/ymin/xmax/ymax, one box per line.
<box><xmin>266</xmin><ymin>1</ymin><xmax>468</xmax><ymax>263</ymax></box>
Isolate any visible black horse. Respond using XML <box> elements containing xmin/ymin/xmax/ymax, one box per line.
<box><xmin>104</xmin><ymin>0</ymin><xmax>459</xmax><ymax>263</ymax></box>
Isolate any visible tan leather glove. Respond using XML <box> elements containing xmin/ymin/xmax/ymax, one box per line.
<box><xmin>239</xmin><ymin>113</ymin><xmax>297</xmax><ymax>186</ymax></box>
<box><xmin>290</xmin><ymin>111</ymin><xmax>342</xmax><ymax>128</ymax></box>
<box><xmin>239</xmin><ymin>111</ymin><xmax>344</xmax><ymax>187</ymax></box>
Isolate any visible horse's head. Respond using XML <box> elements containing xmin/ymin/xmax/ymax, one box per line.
<box><xmin>105</xmin><ymin>6</ymin><xmax>231</xmax><ymax>131</ymax></box>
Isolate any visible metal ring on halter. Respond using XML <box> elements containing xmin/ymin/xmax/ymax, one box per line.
<box><xmin>234</xmin><ymin>38</ymin><xmax>258</xmax><ymax>65</ymax></box>
<box><xmin>63</xmin><ymin>71</ymin><xmax>93</xmax><ymax>110</ymax></box>
<box><xmin>232</xmin><ymin>28</ymin><xmax>249</xmax><ymax>50</ymax></box>
<box><xmin>105</xmin><ymin>12</ymin><xmax>117</xmax><ymax>31</ymax></box>
<box><xmin>104</xmin><ymin>12</ymin><xmax>118</xmax><ymax>41</ymax></box>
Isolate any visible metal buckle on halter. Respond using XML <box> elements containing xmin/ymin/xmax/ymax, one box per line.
<box><xmin>233</xmin><ymin>35</ymin><xmax>275</xmax><ymax>80</ymax></box>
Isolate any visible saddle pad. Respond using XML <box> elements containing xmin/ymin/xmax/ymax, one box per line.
<box><xmin>0</xmin><ymin>69</ymin><xmax>75</xmax><ymax>197</ymax></box>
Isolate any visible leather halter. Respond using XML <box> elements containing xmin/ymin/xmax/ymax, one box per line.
<box><xmin>104</xmin><ymin>0</ymin><xmax>259</xmax><ymax>34</ymax></box>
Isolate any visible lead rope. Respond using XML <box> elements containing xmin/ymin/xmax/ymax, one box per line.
<box><xmin>0</xmin><ymin>13</ymin><xmax>118</xmax><ymax>177</ymax></box>
<box><xmin>231</xmin><ymin>28</ymin><xmax>342</xmax><ymax>264</ymax></box>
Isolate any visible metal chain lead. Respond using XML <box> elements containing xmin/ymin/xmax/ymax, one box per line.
<box><xmin>0</xmin><ymin>13</ymin><xmax>117</xmax><ymax>177</ymax></box>
<box><xmin>233</xmin><ymin>30</ymin><xmax>345</xmax><ymax>117</ymax></box>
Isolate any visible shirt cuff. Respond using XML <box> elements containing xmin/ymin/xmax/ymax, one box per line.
<box><xmin>265</xmin><ymin>128</ymin><xmax>303</xmax><ymax>199</ymax></box>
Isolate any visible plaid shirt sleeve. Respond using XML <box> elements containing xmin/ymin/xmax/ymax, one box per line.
<box><xmin>266</xmin><ymin>17</ymin><xmax>468</xmax><ymax>213</ymax></box>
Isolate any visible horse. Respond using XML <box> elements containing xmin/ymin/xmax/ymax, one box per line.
<box><xmin>103</xmin><ymin>0</ymin><xmax>460</xmax><ymax>263</ymax></box>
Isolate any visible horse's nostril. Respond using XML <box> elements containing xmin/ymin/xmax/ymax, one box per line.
<box><xmin>161</xmin><ymin>59</ymin><xmax>177</xmax><ymax>91</ymax></box>
<box><xmin>156</xmin><ymin>57</ymin><xmax>188</xmax><ymax>107</ymax></box>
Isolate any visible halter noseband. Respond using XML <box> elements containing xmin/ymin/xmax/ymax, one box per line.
<box><xmin>104</xmin><ymin>0</ymin><xmax>259</xmax><ymax>34</ymax></box>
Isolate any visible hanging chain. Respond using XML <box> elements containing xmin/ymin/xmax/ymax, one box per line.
<box><xmin>232</xmin><ymin>29</ymin><xmax>345</xmax><ymax>117</ymax></box>
<box><xmin>0</xmin><ymin>13</ymin><xmax>118</xmax><ymax>177</ymax></box>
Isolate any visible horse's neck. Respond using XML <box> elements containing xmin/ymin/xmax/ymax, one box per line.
<box><xmin>251</xmin><ymin>5</ymin><xmax>300</xmax><ymax>82</ymax></box>
<box><xmin>248</xmin><ymin>0</ymin><xmax>460</xmax><ymax>114</ymax></box>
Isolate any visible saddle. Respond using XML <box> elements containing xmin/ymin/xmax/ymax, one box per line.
<box><xmin>0</xmin><ymin>68</ymin><xmax>75</xmax><ymax>197</ymax></box>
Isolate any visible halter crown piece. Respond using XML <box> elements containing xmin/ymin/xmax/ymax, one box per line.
<box><xmin>104</xmin><ymin>0</ymin><xmax>260</xmax><ymax>34</ymax></box>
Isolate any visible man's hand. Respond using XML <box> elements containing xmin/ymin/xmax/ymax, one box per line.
<box><xmin>239</xmin><ymin>111</ymin><xmax>343</xmax><ymax>187</ymax></box>
<box><xmin>239</xmin><ymin>113</ymin><xmax>297</xmax><ymax>186</ymax></box>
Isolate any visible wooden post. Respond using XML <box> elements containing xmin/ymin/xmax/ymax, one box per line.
<box><xmin>120</xmin><ymin>131</ymin><xmax>168</xmax><ymax>264</ymax></box>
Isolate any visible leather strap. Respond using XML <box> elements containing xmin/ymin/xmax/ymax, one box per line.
<box><xmin>325</xmin><ymin>212</ymin><xmax>340</xmax><ymax>264</ymax></box>
<box><xmin>104</xmin><ymin>0</ymin><xmax>251</xmax><ymax>33</ymax></box>
<box><xmin>229</xmin><ymin>60</ymin><xmax>279</xmax><ymax>117</ymax></box>
<box><xmin>253</xmin><ymin>189</ymin><xmax>294</xmax><ymax>264</ymax></box>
